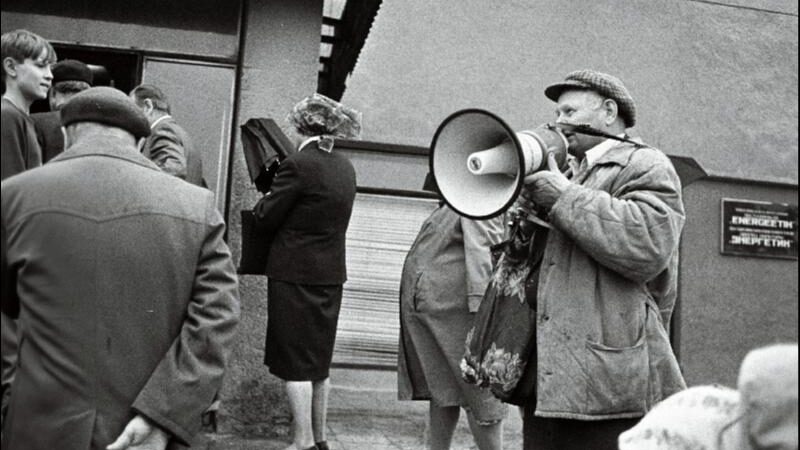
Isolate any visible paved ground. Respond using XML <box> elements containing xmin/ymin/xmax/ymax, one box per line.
<box><xmin>202</xmin><ymin>368</ymin><xmax>524</xmax><ymax>449</ymax></box>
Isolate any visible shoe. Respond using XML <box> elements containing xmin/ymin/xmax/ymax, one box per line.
<box><xmin>315</xmin><ymin>441</ymin><xmax>330</xmax><ymax>450</ymax></box>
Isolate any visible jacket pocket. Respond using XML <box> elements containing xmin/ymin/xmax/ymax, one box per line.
<box><xmin>583</xmin><ymin>330</ymin><xmax>648</xmax><ymax>415</ymax></box>
<box><xmin>643</xmin><ymin>298</ymin><xmax>686</xmax><ymax>406</ymax></box>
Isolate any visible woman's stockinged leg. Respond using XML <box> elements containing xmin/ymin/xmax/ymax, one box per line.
<box><xmin>466</xmin><ymin>409</ymin><xmax>503</xmax><ymax>450</ymax></box>
<box><xmin>311</xmin><ymin>378</ymin><xmax>330</xmax><ymax>444</ymax></box>
<box><xmin>284</xmin><ymin>380</ymin><xmax>315</xmax><ymax>450</ymax></box>
<box><xmin>428</xmin><ymin>403</ymin><xmax>460</xmax><ymax>450</ymax></box>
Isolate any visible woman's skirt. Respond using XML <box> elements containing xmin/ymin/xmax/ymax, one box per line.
<box><xmin>264</xmin><ymin>279</ymin><xmax>343</xmax><ymax>381</ymax></box>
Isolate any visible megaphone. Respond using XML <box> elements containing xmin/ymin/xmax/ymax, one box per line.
<box><xmin>430</xmin><ymin>109</ymin><xmax>569</xmax><ymax>219</ymax></box>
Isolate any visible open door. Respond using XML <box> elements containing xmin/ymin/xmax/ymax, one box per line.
<box><xmin>141</xmin><ymin>57</ymin><xmax>236</xmax><ymax>214</ymax></box>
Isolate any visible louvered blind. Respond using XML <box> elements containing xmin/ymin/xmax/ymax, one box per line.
<box><xmin>333</xmin><ymin>193</ymin><xmax>439</xmax><ymax>368</ymax></box>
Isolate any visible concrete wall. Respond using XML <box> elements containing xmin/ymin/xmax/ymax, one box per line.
<box><xmin>342</xmin><ymin>0</ymin><xmax>798</xmax><ymax>185</ymax></box>
<box><xmin>220</xmin><ymin>0</ymin><xmax>324</xmax><ymax>437</ymax></box>
<box><xmin>1</xmin><ymin>8</ymin><xmax>239</xmax><ymax>60</ymax></box>
<box><xmin>678</xmin><ymin>179</ymin><xmax>798</xmax><ymax>387</ymax></box>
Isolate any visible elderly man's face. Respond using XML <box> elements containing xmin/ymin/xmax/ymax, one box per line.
<box><xmin>554</xmin><ymin>90</ymin><xmax>610</xmax><ymax>156</ymax></box>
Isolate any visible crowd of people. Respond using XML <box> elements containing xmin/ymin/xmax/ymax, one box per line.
<box><xmin>1</xmin><ymin>28</ymin><xmax>797</xmax><ymax>450</ymax></box>
<box><xmin>1</xmin><ymin>29</ymin><xmax>238</xmax><ymax>450</ymax></box>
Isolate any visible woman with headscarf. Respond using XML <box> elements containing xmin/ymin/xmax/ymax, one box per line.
<box><xmin>253</xmin><ymin>93</ymin><xmax>361</xmax><ymax>450</ymax></box>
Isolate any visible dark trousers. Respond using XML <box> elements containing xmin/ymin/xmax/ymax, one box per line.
<box><xmin>523</xmin><ymin>405</ymin><xmax>640</xmax><ymax>450</ymax></box>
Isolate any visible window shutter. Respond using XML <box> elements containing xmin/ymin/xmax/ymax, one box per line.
<box><xmin>333</xmin><ymin>193</ymin><xmax>438</xmax><ymax>368</ymax></box>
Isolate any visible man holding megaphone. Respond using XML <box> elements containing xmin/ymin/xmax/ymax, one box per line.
<box><xmin>507</xmin><ymin>70</ymin><xmax>687</xmax><ymax>450</ymax></box>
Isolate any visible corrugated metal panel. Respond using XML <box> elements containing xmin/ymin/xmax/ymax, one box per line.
<box><xmin>333</xmin><ymin>193</ymin><xmax>438</xmax><ymax>368</ymax></box>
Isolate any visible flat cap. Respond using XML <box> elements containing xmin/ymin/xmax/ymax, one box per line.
<box><xmin>52</xmin><ymin>59</ymin><xmax>93</xmax><ymax>85</ymax></box>
<box><xmin>60</xmin><ymin>86</ymin><xmax>151</xmax><ymax>139</ymax></box>
<box><xmin>545</xmin><ymin>69</ymin><xmax>636</xmax><ymax>127</ymax></box>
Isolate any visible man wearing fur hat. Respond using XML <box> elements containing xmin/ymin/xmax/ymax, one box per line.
<box><xmin>1</xmin><ymin>86</ymin><xmax>240</xmax><ymax>450</ymax></box>
<box><xmin>31</xmin><ymin>58</ymin><xmax>93</xmax><ymax>163</ymax></box>
<box><xmin>514</xmin><ymin>70</ymin><xmax>686</xmax><ymax>449</ymax></box>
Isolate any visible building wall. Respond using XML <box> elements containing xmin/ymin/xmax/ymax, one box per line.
<box><xmin>1</xmin><ymin>3</ymin><xmax>239</xmax><ymax>59</ymax></box>
<box><xmin>221</xmin><ymin>0</ymin><xmax>324</xmax><ymax>437</ymax></box>
<box><xmin>342</xmin><ymin>0</ymin><xmax>798</xmax><ymax>185</ymax></box>
<box><xmin>678</xmin><ymin>179</ymin><xmax>798</xmax><ymax>387</ymax></box>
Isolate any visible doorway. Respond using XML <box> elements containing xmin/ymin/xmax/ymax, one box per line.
<box><xmin>30</xmin><ymin>44</ymin><xmax>141</xmax><ymax>113</ymax></box>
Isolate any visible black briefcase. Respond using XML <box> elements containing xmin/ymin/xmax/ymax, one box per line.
<box><xmin>240</xmin><ymin>118</ymin><xmax>295</xmax><ymax>193</ymax></box>
<box><xmin>237</xmin><ymin>209</ymin><xmax>273</xmax><ymax>275</ymax></box>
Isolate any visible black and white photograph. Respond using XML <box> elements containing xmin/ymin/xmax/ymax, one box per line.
<box><xmin>1</xmin><ymin>1</ymin><xmax>797</xmax><ymax>449</ymax></box>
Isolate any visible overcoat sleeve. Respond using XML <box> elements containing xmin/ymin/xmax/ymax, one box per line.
<box><xmin>147</xmin><ymin>125</ymin><xmax>188</xmax><ymax>180</ymax></box>
<box><xmin>253</xmin><ymin>157</ymin><xmax>303</xmax><ymax>235</ymax></box>
<box><xmin>460</xmin><ymin>214</ymin><xmax>504</xmax><ymax>312</ymax></box>
<box><xmin>1</xmin><ymin>217</ymin><xmax>19</xmax><ymax>318</ymax></box>
<box><xmin>548</xmin><ymin>148</ymin><xmax>685</xmax><ymax>283</ymax></box>
<box><xmin>131</xmin><ymin>196</ymin><xmax>240</xmax><ymax>445</ymax></box>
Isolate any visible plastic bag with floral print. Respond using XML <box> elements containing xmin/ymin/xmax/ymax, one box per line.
<box><xmin>461</xmin><ymin>212</ymin><xmax>546</xmax><ymax>404</ymax></box>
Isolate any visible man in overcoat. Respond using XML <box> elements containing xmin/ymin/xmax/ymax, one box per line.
<box><xmin>1</xmin><ymin>86</ymin><xmax>240</xmax><ymax>449</ymax></box>
<box><xmin>518</xmin><ymin>70</ymin><xmax>686</xmax><ymax>450</ymax></box>
<box><xmin>130</xmin><ymin>84</ymin><xmax>205</xmax><ymax>187</ymax></box>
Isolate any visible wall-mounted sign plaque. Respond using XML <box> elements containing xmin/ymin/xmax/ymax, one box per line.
<box><xmin>721</xmin><ymin>198</ymin><xmax>798</xmax><ymax>260</ymax></box>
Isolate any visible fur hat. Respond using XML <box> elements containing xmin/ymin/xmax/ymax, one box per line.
<box><xmin>60</xmin><ymin>86</ymin><xmax>150</xmax><ymax>139</ymax></box>
<box><xmin>545</xmin><ymin>69</ymin><xmax>636</xmax><ymax>127</ymax></box>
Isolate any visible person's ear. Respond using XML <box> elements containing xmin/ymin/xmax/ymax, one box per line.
<box><xmin>602</xmin><ymin>99</ymin><xmax>618</xmax><ymax>127</ymax></box>
<box><xmin>2</xmin><ymin>57</ymin><xmax>19</xmax><ymax>78</ymax></box>
<box><xmin>143</xmin><ymin>98</ymin><xmax>154</xmax><ymax>115</ymax></box>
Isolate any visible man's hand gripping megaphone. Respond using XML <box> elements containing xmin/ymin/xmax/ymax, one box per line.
<box><xmin>515</xmin><ymin>152</ymin><xmax>571</xmax><ymax>226</ymax></box>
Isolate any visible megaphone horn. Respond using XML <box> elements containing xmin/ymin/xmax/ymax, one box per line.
<box><xmin>466</xmin><ymin>130</ymin><xmax>567</xmax><ymax>176</ymax></box>
<box><xmin>430</xmin><ymin>109</ymin><xmax>568</xmax><ymax>219</ymax></box>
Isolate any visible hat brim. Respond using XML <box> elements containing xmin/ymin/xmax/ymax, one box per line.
<box><xmin>544</xmin><ymin>80</ymin><xmax>593</xmax><ymax>102</ymax></box>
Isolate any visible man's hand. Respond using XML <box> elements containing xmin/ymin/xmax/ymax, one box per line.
<box><xmin>522</xmin><ymin>152</ymin><xmax>571</xmax><ymax>210</ymax></box>
<box><xmin>106</xmin><ymin>415</ymin><xmax>169</xmax><ymax>450</ymax></box>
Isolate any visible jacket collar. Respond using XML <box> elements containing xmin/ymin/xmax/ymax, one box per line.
<box><xmin>150</xmin><ymin>115</ymin><xmax>172</xmax><ymax>129</ymax></box>
<box><xmin>50</xmin><ymin>134</ymin><xmax>162</xmax><ymax>172</ymax></box>
<box><xmin>584</xmin><ymin>137</ymin><xmax>622</xmax><ymax>166</ymax></box>
<box><xmin>298</xmin><ymin>136</ymin><xmax>321</xmax><ymax>151</ymax></box>
<box><xmin>568</xmin><ymin>137</ymin><xmax>645</xmax><ymax>178</ymax></box>
<box><xmin>590</xmin><ymin>137</ymin><xmax>645</xmax><ymax>168</ymax></box>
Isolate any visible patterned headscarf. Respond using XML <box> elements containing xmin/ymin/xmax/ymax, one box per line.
<box><xmin>287</xmin><ymin>93</ymin><xmax>362</xmax><ymax>152</ymax></box>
